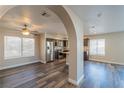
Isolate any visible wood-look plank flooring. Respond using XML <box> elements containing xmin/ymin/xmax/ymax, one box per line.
<box><xmin>1</xmin><ymin>60</ymin><xmax>124</xmax><ymax>88</ymax></box>
<box><xmin>81</xmin><ymin>61</ymin><xmax>124</xmax><ymax>88</ymax></box>
<box><xmin>0</xmin><ymin>60</ymin><xmax>75</xmax><ymax>88</ymax></box>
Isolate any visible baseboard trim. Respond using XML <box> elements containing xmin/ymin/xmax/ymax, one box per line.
<box><xmin>68</xmin><ymin>74</ymin><xmax>84</xmax><ymax>86</ymax></box>
<box><xmin>68</xmin><ymin>78</ymin><xmax>77</xmax><ymax>86</ymax></box>
<box><xmin>0</xmin><ymin>60</ymin><xmax>41</xmax><ymax>70</ymax></box>
<box><xmin>66</xmin><ymin>62</ymin><xmax>69</xmax><ymax>65</ymax></box>
<box><xmin>89</xmin><ymin>59</ymin><xmax>124</xmax><ymax>66</ymax></box>
<box><xmin>77</xmin><ymin>74</ymin><xmax>85</xmax><ymax>86</ymax></box>
<box><xmin>40</xmin><ymin>60</ymin><xmax>47</xmax><ymax>64</ymax></box>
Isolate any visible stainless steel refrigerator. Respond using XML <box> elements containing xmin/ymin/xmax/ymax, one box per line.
<box><xmin>46</xmin><ymin>40</ymin><xmax>54</xmax><ymax>62</ymax></box>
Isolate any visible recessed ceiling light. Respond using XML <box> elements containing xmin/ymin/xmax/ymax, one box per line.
<box><xmin>97</xmin><ymin>13</ymin><xmax>102</xmax><ymax>18</ymax></box>
<box><xmin>91</xmin><ymin>26</ymin><xmax>95</xmax><ymax>28</ymax></box>
<box><xmin>89</xmin><ymin>26</ymin><xmax>96</xmax><ymax>34</ymax></box>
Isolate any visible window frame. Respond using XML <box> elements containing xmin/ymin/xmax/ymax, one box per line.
<box><xmin>89</xmin><ymin>39</ymin><xmax>105</xmax><ymax>56</ymax></box>
<box><xmin>22</xmin><ymin>38</ymin><xmax>35</xmax><ymax>57</ymax></box>
<box><xmin>4</xmin><ymin>36</ymin><xmax>35</xmax><ymax>60</ymax></box>
<box><xmin>4</xmin><ymin>36</ymin><xmax>22</xmax><ymax>59</ymax></box>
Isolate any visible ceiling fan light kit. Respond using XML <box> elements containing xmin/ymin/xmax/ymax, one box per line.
<box><xmin>22</xmin><ymin>28</ymin><xmax>30</xmax><ymax>35</ymax></box>
<box><xmin>22</xmin><ymin>24</ymin><xmax>30</xmax><ymax>35</ymax></box>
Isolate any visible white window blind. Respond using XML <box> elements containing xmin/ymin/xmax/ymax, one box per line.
<box><xmin>22</xmin><ymin>38</ymin><xmax>35</xmax><ymax>57</ymax></box>
<box><xmin>4</xmin><ymin>36</ymin><xmax>35</xmax><ymax>59</ymax></box>
<box><xmin>90</xmin><ymin>39</ymin><xmax>105</xmax><ymax>55</ymax></box>
<box><xmin>4</xmin><ymin>36</ymin><xmax>21</xmax><ymax>59</ymax></box>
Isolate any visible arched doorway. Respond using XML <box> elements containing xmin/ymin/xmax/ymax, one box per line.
<box><xmin>0</xmin><ymin>5</ymin><xmax>84</xmax><ymax>86</ymax></box>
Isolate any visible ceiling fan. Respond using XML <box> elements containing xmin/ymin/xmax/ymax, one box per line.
<box><xmin>21</xmin><ymin>24</ymin><xmax>40</xmax><ymax>36</ymax></box>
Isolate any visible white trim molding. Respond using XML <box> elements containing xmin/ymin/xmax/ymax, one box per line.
<box><xmin>68</xmin><ymin>78</ymin><xmax>77</xmax><ymax>86</ymax></box>
<box><xmin>90</xmin><ymin>58</ymin><xmax>124</xmax><ymax>66</ymax></box>
<box><xmin>66</xmin><ymin>62</ymin><xmax>69</xmax><ymax>65</ymax></box>
<box><xmin>68</xmin><ymin>74</ymin><xmax>84</xmax><ymax>87</ymax></box>
<box><xmin>40</xmin><ymin>60</ymin><xmax>47</xmax><ymax>64</ymax></box>
<box><xmin>0</xmin><ymin>60</ymin><xmax>41</xmax><ymax>70</ymax></box>
<box><xmin>77</xmin><ymin>74</ymin><xmax>85</xmax><ymax>86</ymax></box>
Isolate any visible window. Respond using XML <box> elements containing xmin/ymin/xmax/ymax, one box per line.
<box><xmin>4</xmin><ymin>36</ymin><xmax>35</xmax><ymax>59</ymax></box>
<box><xmin>4</xmin><ymin>36</ymin><xmax>21</xmax><ymax>59</ymax></box>
<box><xmin>23</xmin><ymin>38</ymin><xmax>35</xmax><ymax>57</ymax></box>
<box><xmin>90</xmin><ymin>39</ymin><xmax>105</xmax><ymax>55</ymax></box>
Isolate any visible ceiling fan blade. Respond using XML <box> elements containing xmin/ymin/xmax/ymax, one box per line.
<box><xmin>30</xmin><ymin>31</ymin><xmax>40</xmax><ymax>36</ymax></box>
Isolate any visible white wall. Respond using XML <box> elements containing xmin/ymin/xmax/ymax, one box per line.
<box><xmin>89</xmin><ymin>32</ymin><xmax>124</xmax><ymax>65</ymax></box>
<box><xmin>40</xmin><ymin>33</ymin><xmax>46</xmax><ymax>63</ymax></box>
<box><xmin>49</xmin><ymin>6</ymin><xmax>84</xmax><ymax>85</ymax></box>
<box><xmin>61</xmin><ymin>6</ymin><xmax>84</xmax><ymax>85</ymax></box>
<box><xmin>0</xmin><ymin>28</ymin><xmax>41</xmax><ymax>70</ymax></box>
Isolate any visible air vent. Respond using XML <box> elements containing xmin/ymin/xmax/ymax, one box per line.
<box><xmin>40</xmin><ymin>11</ymin><xmax>50</xmax><ymax>17</ymax></box>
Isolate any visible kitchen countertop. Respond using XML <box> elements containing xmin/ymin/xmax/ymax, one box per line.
<box><xmin>59</xmin><ymin>51</ymin><xmax>70</xmax><ymax>55</ymax></box>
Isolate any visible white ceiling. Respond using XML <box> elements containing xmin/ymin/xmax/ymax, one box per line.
<box><xmin>0</xmin><ymin>5</ymin><xmax>67</xmax><ymax>35</ymax></box>
<box><xmin>68</xmin><ymin>5</ymin><xmax>124</xmax><ymax>35</ymax></box>
<box><xmin>1</xmin><ymin>5</ymin><xmax>124</xmax><ymax>35</ymax></box>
